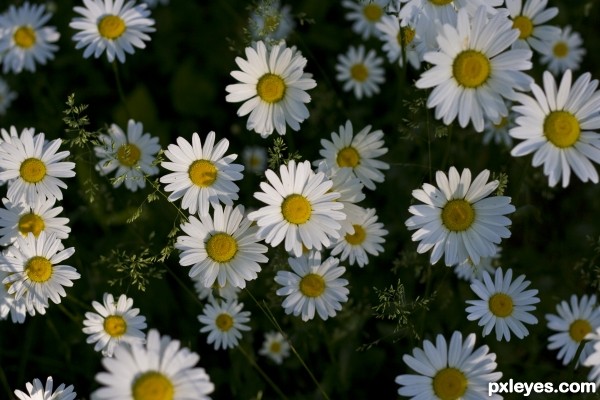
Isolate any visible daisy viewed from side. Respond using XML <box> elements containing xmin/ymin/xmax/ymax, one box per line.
<box><xmin>259</xmin><ymin>331</ymin><xmax>291</xmax><ymax>364</ymax></box>
<box><xmin>483</xmin><ymin>109</ymin><xmax>514</xmax><ymax>147</ymax></box>
<box><xmin>198</xmin><ymin>298</ymin><xmax>251</xmax><ymax>350</ymax></box>
<box><xmin>70</xmin><ymin>0</ymin><xmax>156</xmax><ymax>63</ymax></box>
<box><xmin>13</xmin><ymin>377</ymin><xmax>76</xmax><ymax>400</ymax></box>
<box><xmin>415</xmin><ymin>6</ymin><xmax>533</xmax><ymax>132</ymax></box>
<box><xmin>538</xmin><ymin>26</ymin><xmax>586</xmax><ymax>76</ymax></box>
<box><xmin>94</xmin><ymin>119</ymin><xmax>160</xmax><ymax>192</ymax></box>
<box><xmin>336</xmin><ymin>45</ymin><xmax>385</xmax><ymax>99</ymax></box>
<box><xmin>453</xmin><ymin>246</ymin><xmax>500</xmax><ymax>282</ymax></box>
<box><xmin>0</xmin><ymin>78</ymin><xmax>18</xmax><ymax>115</ymax></box>
<box><xmin>405</xmin><ymin>167</ymin><xmax>515</xmax><ymax>266</ymax></box>
<box><xmin>160</xmin><ymin>131</ymin><xmax>244</xmax><ymax>216</ymax></box>
<box><xmin>91</xmin><ymin>329</ymin><xmax>214</xmax><ymax>400</ymax></box>
<box><xmin>0</xmin><ymin>2</ymin><xmax>60</xmax><ymax>74</ymax></box>
<box><xmin>505</xmin><ymin>0</ymin><xmax>560</xmax><ymax>52</ymax></box>
<box><xmin>342</xmin><ymin>0</ymin><xmax>390</xmax><ymax>39</ymax></box>
<box><xmin>176</xmin><ymin>204</ymin><xmax>268</xmax><ymax>289</ymax></box>
<box><xmin>375</xmin><ymin>13</ymin><xmax>421</xmax><ymax>69</ymax></box>
<box><xmin>225</xmin><ymin>41</ymin><xmax>317</xmax><ymax>137</ymax></box>
<box><xmin>242</xmin><ymin>145</ymin><xmax>267</xmax><ymax>174</ymax></box>
<box><xmin>249</xmin><ymin>0</ymin><xmax>295</xmax><ymax>43</ymax></box>
<box><xmin>0</xmin><ymin>270</ymin><xmax>27</xmax><ymax>323</ymax></box>
<box><xmin>395</xmin><ymin>331</ymin><xmax>502</xmax><ymax>399</ymax></box>
<box><xmin>248</xmin><ymin>160</ymin><xmax>345</xmax><ymax>257</ymax></box>
<box><xmin>510</xmin><ymin>70</ymin><xmax>600</xmax><ymax>188</ymax></box>
<box><xmin>466</xmin><ymin>267</ymin><xmax>540</xmax><ymax>341</ymax></box>
<box><xmin>274</xmin><ymin>251</ymin><xmax>349</xmax><ymax>321</ymax></box>
<box><xmin>584</xmin><ymin>329</ymin><xmax>600</xmax><ymax>385</ymax></box>
<box><xmin>194</xmin><ymin>279</ymin><xmax>240</xmax><ymax>303</ymax></box>
<box><xmin>546</xmin><ymin>294</ymin><xmax>600</xmax><ymax>367</ymax></box>
<box><xmin>82</xmin><ymin>292</ymin><xmax>147</xmax><ymax>357</ymax></box>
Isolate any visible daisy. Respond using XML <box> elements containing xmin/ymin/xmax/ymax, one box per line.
<box><xmin>176</xmin><ymin>204</ymin><xmax>269</xmax><ymax>289</ymax></box>
<box><xmin>198</xmin><ymin>298</ymin><xmax>251</xmax><ymax>350</ymax></box>
<box><xmin>0</xmin><ymin>270</ymin><xmax>27</xmax><ymax>323</ymax></box>
<box><xmin>248</xmin><ymin>160</ymin><xmax>345</xmax><ymax>257</ymax></box>
<box><xmin>0</xmin><ymin>78</ymin><xmax>18</xmax><ymax>115</ymax></box>
<box><xmin>82</xmin><ymin>292</ymin><xmax>147</xmax><ymax>357</ymax></box>
<box><xmin>225</xmin><ymin>41</ymin><xmax>317</xmax><ymax>137</ymax></box>
<box><xmin>0</xmin><ymin>197</ymin><xmax>70</xmax><ymax>246</ymax></box>
<box><xmin>342</xmin><ymin>0</ymin><xmax>390</xmax><ymax>39</ymax></box>
<box><xmin>405</xmin><ymin>167</ymin><xmax>515</xmax><ymax>266</ymax></box>
<box><xmin>330</xmin><ymin>207</ymin><xmax>388</xmax><ymax>268</ymax></box>
<box><xmin>538</xmin><ymin>26</ymin><xmax>586</xmax><ymax>76</ymax></box>
<box><xmin>336</xmin><ymin>45</ymin><xmax>385</xmax><ymax>100</ymax></box>
<box><xmin>0</xmin><ymin>232</ymin><xmax>79</xmax><ymax>315</ymax></box>
<box><xmin>91</xmin><ymin>329</ymin><xmax>214</xmax><ymax>400</ymax></box>
<box><xmin>415</xmin><ymin>6</ymin><xmax>533</xmax><ymax>132</ymax></box>
<box><xmin>453</xmin><ymin>246</ymin><xmax>500</xmax><ymax>282</ymax></box>
<box><xmin>375</xmin><ymin>13</ymin><xmax>421</xmax><ymax>69</ymax></box>
<box><xmin>0</xmin><ymin>129</ymin><xmax>75</xmax><ymax>205</ymax></box>
<box><xmin>259</xmin><ymin>331</ymin><xmax>291</xmax><ymax>364</ymax></box>
<box><xmin>70</xmin><ymin>0</ymin><xmax>156</xmax><ymax>63</ymax></box>
<box><xmin>194</xmin><ymin>279</ymin><xmax>240</xmax><ymax>302</ymax></box>
<box><xmin>242</xmin><ymin>145</ymin><xmax>267</xmax><ymax>174</ymax></box>
<box><xmin>483</xmin><ymin>109</ymin><xmax>514</xmax><ymax>147</ymax></box>
<box><xmin>466</xmin><ymin>267</ymin><xmax>540</xmax><ymax>341</ymax></box>
<box><xmin>13</xmin><ymin>377</ymin><xmax>76</xmax><ymax>400</ymax></box>
<box><xmin>584</xmin><ymin>329</ymin><xmax>600</xmax><ymax>384</ymax></box>
<box><xmin>505</xmin><ymin>0</ymin><xmax>560</xmax><ymax>53</ymax></box>
<box><xmin>160</xmin><ymin>131</ymin><xmax>244</xmax><ymax>216</ymax></box>
<box><xmin>399</xmin><ymin>0</ymin><xmax>500</xmax><ymax>26</ymax></box>
<box><xmin>510</xmin><ymin>69</ymin><xmax>600</xmax><ymax>188</ymax></box>
<box><xmin>546</xmin><ymin>294</ymin><xmax>600</xmax><ymax>367</ymax></box>
<box><xmin>94</xmin><ymin>119</ymin><xmax>160</xmax><ymax>192</ymax></box>
<box><xmin>314</xmin><ymin>120</ymin><xmax>390</xmax><ymax>190</ymax></box>
<box><xmin>0</xmin><ymin>2</ymin><xmax>60</xmax><ymax>74</ymax></box>
<box><xmin>274</xmin><ymin>251</ymin><xmax>349</xmax><ymax>321</ymax></box>
<box><xmin>395</xmin><ymin>331</ymin><xmax>502</xmax><ymax>399</ymax></box>
<box><xmin>249</xmin><ymin>0</ymin><xmax>295</xmax><ymax>43</ymax></box>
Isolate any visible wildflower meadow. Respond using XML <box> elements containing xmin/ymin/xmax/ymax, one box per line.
<box><xmin>3</xmin><ymin>0</ymin><xmax>600</xmax><ymax>399</ymax></box>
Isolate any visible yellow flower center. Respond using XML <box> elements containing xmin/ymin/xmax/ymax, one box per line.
<box><xmin>206</xmin><ymin>232</ymin><xmax>238</xmax><ymax>263</ymax></box>
<box><xmin>18</xmin><ymin>213</ymin><xmax>45</xmax><ymax>237</ymax></box>
<box><xmin>350</xmin><ymin>63</ymin><xmax>369</xmax><ymax>82</ymax></box>
<box><xmin>345</xmin><ymin>224</ymin><xmax>366</xmax><ymax>245</ymax></box>
<box><xmin>264</xmin><ymin>15</ymin><xmax>281</xmax><ymax>33</ymax></box>
<box><xmin>103</xmin><ymin>315</ymin><xmax>127</xmax><ymax>337</ymax></box>
<box><xmin>132</xmin><ymin>371</ymin><xmax>174</xmax><ymax>400</ymax></box>
<box><xmin>429</xmin><ymin>0</ymin><xmax>453</xmax><ymax>5</ymax></box>
<box><xmin>188</xmin><ymin>159</ymin><xmax>217</xmax><ymax>187</ymax></box>
<box><xmin>432</xmin><ymin>367</ymin><xmax>468</xmax><ymax>400</ymax></box>
<box><xmin>117</xmin><ymin>143</ymin><xmax>141</xmax><ymax>167</ymax></box>
<box><xmin>493</xmin><ymin>116</ymin><xmax>509</xmax><ymax>129</ymax></box>
<box><xmin>215</xmin><ymin>313</ymin><xmax>234</xmax><ymax>332</ymax></box>
<box><xmin>98</xmin><ymin>14</ymin><xmax>126</xmax><ymax>40</ymax></box>
<box><xmin>452</xmin><ymin>50</ymin><xmax>491</xmax><ymax>88</ymax></box>
<box><xmin>362</xmin><ymin>4</ymin><xmax>383</xmax><ymax>22</ymax></box>
<box><xmin>270</xmin><ymin>341</ymin><xmax>282</xmax><ymax>353</ymax></box>
<box><xmin>13</xmin><ymin>26</ymin><xmax>36</xmax><ymax>49</ymax></box>
<box><xmin>20</xmin><ymin>158</ymin><xmax>47</xmax><ymax>184</ymax></box>
<box><xmin>281</xmin><ymin>194</ymin><xmax>312</xmax><ymax>224</ymax></box>
<box><xmin>553</xmin><ymin>42</ymin><xmax>569</xmax><ymax>58</ymax></box>
<box><xmin>488</xmin><ymin>293</ymin><xmax>514</xmax><ymax>318</ymax></box>
<box><xmin>397</xmin><ymin>27</ymin><xmax>416</xmax><ymax>47</ymax></box>
<box><xmin>441</xmin><ymin>199</ymin><xmax>475</xmax><ymax>232</ymax></box>
<box><xmin>512</xmin><ymin>15</ymin><xmax>534</xmax><ymax>40</ymax></box>
<box><xmin>257</xmin><ymin>73</ymin><xmax>286</xmax><ymax>103</ymax></box>
<box><xmin>569</xmin><ymin>319</ymin><xmax>592</xmax><ymax>342</ymax></box>
<box><xmin>544</xmin><ymin>110</ymin><xmax>580</xmax><ymax>148</ymax></box>
<box><xmin>299</xmin><ymin>273</ymin><xmax>325</xmax><ymax>298</ymax></box>
<box><xmin>26</xmin><ymin>256</ymin><xmax>52</xmax><ymax>283</ymax></box>
<box><xmin>336</xmin><ymin>146</ymin><xmax>360</xmax><ymax>168</ymax></box>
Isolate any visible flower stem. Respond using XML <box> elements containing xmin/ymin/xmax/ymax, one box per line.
<box><xmin>112</xmin><ymin>60</ymin><xmax>131</xmax><ymax>117</ymax></box>
<box><xmin>237</xmin><ymin>345</ymin><xmax>289</xmax><ymax>400</ymax></box>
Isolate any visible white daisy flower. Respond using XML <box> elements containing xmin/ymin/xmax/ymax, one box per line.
<box><xmin>249</xmin><ymin>0</ymin><xmax>295</xmax><ymax>44</ymax></box>
<box><xmin>505</xmin><ymin>0</ymin><xmax>560</xmax><ymax>53</ymax></box>
<box><xmin>91</xmin><ymin>329</ymin><xmax>214</xmax><ymax>400</ymax></box>
<box><xmin>0</xmin><ymin>270</ymin><xmax>27</xmax><ymax>323</ymax></box>
<box><xmin>415</xmin><ymin>6</ymin><xmax>533</xmax><ymax>132</ymax></box>
<box><xmin>399</xmin><ymin>0</ymin><xmax>500</xmax><ymax>25</ymax></box>
<box><xmin>198</xmin><ymin>298</ymin><xmax>251</xmax><ymax>350</ymax></box>
<box><xmin>176</xmin><ymin>204</ymin><xmax>268</xmax><ymax>289</ymax></box>
<box><xmin>395</xmin><ymin>331</ymin><xmax>502</xmax><ymax>399</ymax></box>
<box><xmin>453</xmin><ymin>245</ymin><xmax>500</xmax><ymax>282</ymax></box>
<box><xmin>70</xmin><ymin>0</ymin><xmax>156</xmax><ymax>63</ymax></box>
<box><xmin>242</xmin><ymin>145</ymin><xmax>267</xmax><ymax>174</ymax></box>
<box><xmin>342</xmin><ymin>0</ymin><xmax>390</xmax><ymax>39</ymax></box>
<box><xmin>375</xmin><ymin>13</ymin><xmax>421</xmax><ymax>69</ymax></box>
<box><xmin>584</xmin><ymin>328</ymin><xmax>600</xmax><ymax>385</ymax></box>
<box><xmin>274</xmin><ymin>251</ymin><xmax>349</xmax><ymax>321</ymax></box>
<box><xmin>330</xmin><ymin>207</ymin><xmax>388</xmax><ymax>268</ymax></box>
<box><xmin>483</xmin><ymin>108</ymin><xmax>515</xmax><ymax>147</ymax></box>
<box><xmin>0</xmin><ymin>2</ymin><xmax>59</xmax><ymax>74</ymax></box>
<box><xmin>405</xmin><ymin>166</ymin><xmax>515</xmax><ymax>266</ymax></box>
<box><xmin>13</xmin><ymin>377</ymin><xmax>76</xmax><ymax>400</ymax></box>
<box><xmin>160</xmin><ymin>131</ymin><xmax>244</xmax><ymax>216</ymax></box>
<box><xmin>82</xmin><ymin>292</ymin><xmax>147</xmax><ymax>357</ymax></box>
<box><xmin>336</xmin><ymin>45</ymin><xmax>385</xmax><ymax>100</ymax></box>
<box><xmin>248</xmin><ymin>160</ymin><xmax>345</xmax><ymax>257</ymax></box>
<box><xmin>225</xmin><ymin>40</ymin><xmax>316</xmax><ymax>137</ymax></box>
<box><xmin>259</xmin><ymin>331</ymin><xmax>291</xmax><ymax>364</ymax></box>
<box><xmin>510</xmin><ymin>70</ymin><xmax>600</xmax><ymax>188</ymax></box>
<box><xmin>0</xmin><ymin>129</ymin><xmax>75</xmax><ymax>205</ymax></box>
<box><xmin>466</xmin><ymin>267</ymin><xmax>540</xmax><ymax>341</ymax></box>
<box><xmin>314</xmin><ymin>120</ymin><xmax>390</xmax><ymax>191</ymax></box>
<box><xmin>94</xmin><ymin>119</ymin><xmax>160</xmax><ymax>192</ymax></box>
<box><xmin>194</xmin><ymin>279</ymin><xmax>240</xmax><ymax>303</ymax></box>
<box><xmin>0</xmin><ymin>232</ymin><xmax>79</xmax><ymax>316</ymax></box>
<box><xmin>538</xmin><ymin>25</ymin><xmax>586</xmax><ymax>76</ymax></box>
<box><xmin>546</xmin><ymin>294</ymin><xmax>600</xmax><ymax>367</ymax></box>
<box><xmin>0</xmin><ymin>197</ymin><xmax>70</xmax><ymax>247</ymax></box>
<box><xmin>0</xmin><ymin>78</ymin><xmax>18</xmax><ymax>115</ymax></box>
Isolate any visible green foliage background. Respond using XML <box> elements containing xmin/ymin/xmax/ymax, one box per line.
<box><xmin>2</xmin><ymin>0</ymin><xmax>600</xmax><ymax>398</ymax></box>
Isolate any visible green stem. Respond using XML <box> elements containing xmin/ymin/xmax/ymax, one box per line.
<box><xmin>238</xmin><ymin>345</ymin><xmax>289</xmax><ymax>400</ymax></box>
<box><xmin>112</xmin><ymin>60</ymin><xmax>131</xmax><ymax>117</ymax></box>
<box><xmin>164</xmin><ymin>263</ymin><xmax>202</xmax><ymax>306</ymax></box>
